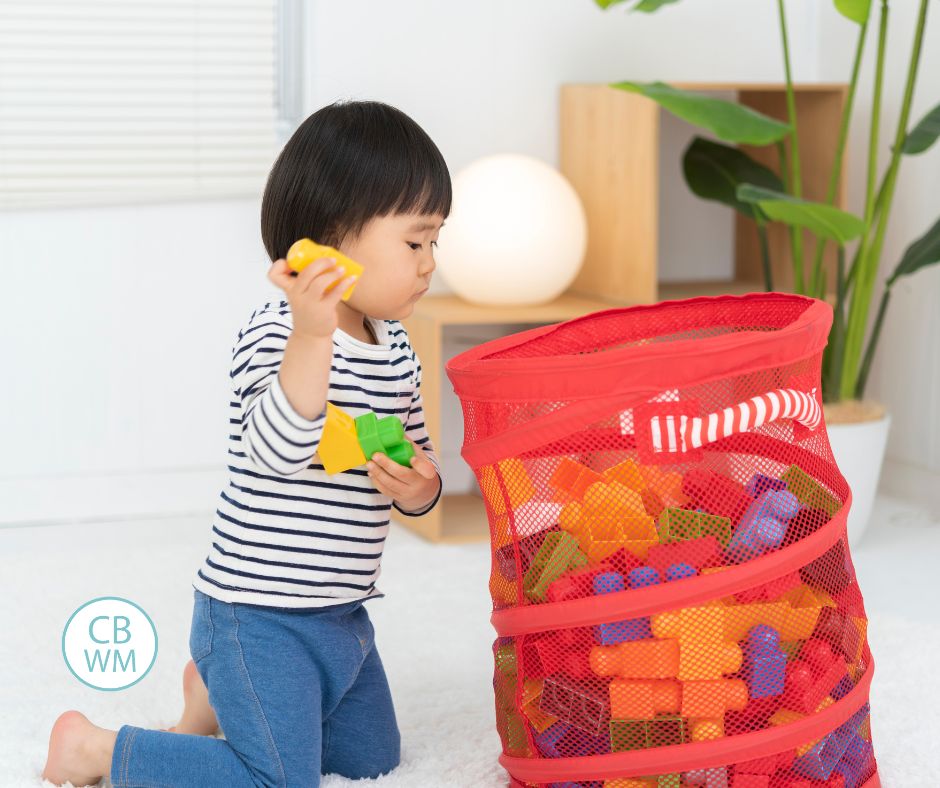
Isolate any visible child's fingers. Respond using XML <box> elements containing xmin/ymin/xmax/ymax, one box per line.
<box><xmin>406</xmin><ymin>442</ymin><xmax>437</xmax><ymax>479</ymax></box>
<box><xmin>366</xmin><ymin>453</ymin><xmax>406</xmax><ymax>497</ymax></box>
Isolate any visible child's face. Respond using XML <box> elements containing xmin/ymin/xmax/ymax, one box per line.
<box><xmin>338</xmin><ymin>211</ymin><xmax>444</xmax><ymax>320</ymax></box>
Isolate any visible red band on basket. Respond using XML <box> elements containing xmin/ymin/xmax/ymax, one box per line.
<box><xmin>498</xmin><ymin>653</ymin><xmax>875</xmax><ymax>783</ymax></box>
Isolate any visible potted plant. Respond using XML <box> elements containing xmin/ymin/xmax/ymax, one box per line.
<box><xmin>594</xmin><ymin>0</ymin><xmax>939</xmax><ymax>544</ymax></box>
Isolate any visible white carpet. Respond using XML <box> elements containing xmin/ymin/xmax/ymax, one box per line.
<box><xmin>0</xmin><ymin>495</ymin><xmax>937</xmax><ymax>787</ymax></box>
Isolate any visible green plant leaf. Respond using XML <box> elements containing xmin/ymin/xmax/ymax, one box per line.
<box><xmin>899</xmin><ymin>102</ymin><xmax>940</xmax><ymax>155</ymax></box>
<box><xmin>886</xmin><ymin>214</ymin><xmax>940</xmax><ymax>286</ymax></box>
<box><xmin>611</xmin><ymin>81</ymin><xmax>791</xmax><ymax>145</ymax></box>
<box><xmin>593</xmin><ymin>0</ymin><xmax>680</xmax><ymax>8</ymax></box>
<box><xmin>834</xmin><ymin>0</ymin><xmax>872</xmax><ymax>24</ymax></box>
<box><xmin>736</xmin><ymin>184</ymin><xmax>866</xmax><ymax>244</ymax></box>
<box><xmin>682</xmin><ymin>137</ymin><xmax>784</xmax><ymax>221</ymax></box>
<box><xmin>633</xmin><ymin>0</ymin><xmax>682</xmax><ymax>10</ymax></box>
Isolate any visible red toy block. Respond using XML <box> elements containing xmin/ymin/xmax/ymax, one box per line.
<box><xmin>782</xmin><ymin>639</ymin><xmax>849</xmax><ymax>714</ymax></box>
<box><xmin>495</xmin><ymin>529</ymin><xmax>551</xmax><ymax>581</ymax></box>
<box><xmin>646</xmin><ymin>536</ymin><xmax>720</xmax><ymax>575</ymax></box>
<box><xmin>604</xmin><ymin>547</ymin><xmax>643</xmax><ymax>576</ymax></box>
<box><xmin>681</xmin><ymin>468</ymin><xmax>751</xmax><ymax>525</ymax></box>
<box><xmin>546</xmin><ymin>564</ymin><xmax>609</xmax><ymax>603</ymax></box>
<box><xmin>734</xmin><ymin>571</ymin><xmax>801</xmax><ymax>603</ymax></box>
<box><xmin>784</xmin><ymin>507</ymin><xmax>831</xmax><ymax>546</ymax></box>
<box><xmin>731</xmin><ymin>775</ymin><xmax>769</xmax><ymax>788</ymax></box>
<box><xmin>734</xmin><ymin>751</ymin><xmax>794</xmax><ymax>775</ymax></box>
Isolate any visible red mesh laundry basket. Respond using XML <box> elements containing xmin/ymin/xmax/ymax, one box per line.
<box><xmin>445</xmin><ymin>292</ymin><xmax>879</xmax><ymax>788</ymax></box>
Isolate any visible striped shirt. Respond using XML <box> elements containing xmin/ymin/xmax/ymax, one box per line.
<box><xmin>191</xmin><ymin>299</ymin><xmax>442</xmax><ymax>609</ymax></box>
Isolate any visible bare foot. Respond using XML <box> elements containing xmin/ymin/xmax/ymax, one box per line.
<box><xmin>162</xmin><ymin>659</ymin><xmax>219</xmax><ymax>736</ymax></box>
<box><xmin>42</xmin><ymin>710</ymin><xmax>116</xmax><ymax>787</ymax></box>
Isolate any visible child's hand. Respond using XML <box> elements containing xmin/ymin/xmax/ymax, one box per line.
<box><xmin>366</xmin><ymin>437</ymin><xmax>441</xmax><ymax>512</ymax></box>
<box><xmin>267</xmin><ymin>256</ymin><xmax>359</xmax><ymax>340</ymax></box>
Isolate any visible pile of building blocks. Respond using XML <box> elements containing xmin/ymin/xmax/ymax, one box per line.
<box><xmin>487</xmin><ymin>455</ymin><xmax>874</xmax><ymax>784</ymax></box>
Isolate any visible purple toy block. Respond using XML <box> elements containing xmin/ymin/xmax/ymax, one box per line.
<box><xmin>745</xmin><ymin>473</ymin><xmax>788</xmax><ymax>497</ymax></box>
<box><xmin>743</xmin><ymin>624</ymin><xmax>786</xmax><ymax>699</ymax></box>
<box><xmin>728</xmin><ymin>489</ymin><xmax>799</xmax><ymax>562</ymax></box>
<box><xmin>535</xmin><ymin>721</ymin><xmax>569</xmax><ymax>758</ymax></box>
<box><xmin>792</xmin><ymin>704</ymin><xmax>870</xmax><ymax>781</ymax></box>
<box><xmin>594</xmin><ymin>569</ymin><xmax>656</xmax><ymax>645</ymax></box>
<box><xmin>665</xmin><ymin>562</ymin><xmax>697</xmax><ymax>582</ymax></box>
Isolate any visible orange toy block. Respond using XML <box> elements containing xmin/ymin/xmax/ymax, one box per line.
<box><xmin>521</xmin><ymin>678</ymin><xmax>558</xmax><ymax>733</ymax></box>
<box><xmin>680</xmin><ymin>678</ymin><xmax>748</xmax><ymax>718</ymax></box>
<box><xmin>604</xmin><ymin>780</ymin><xmax>659</xmax><ymax>788</ymax></box>
<box><xmin>602</xmin><ymin>458</ymin><xmax>646</xmax><ymax>491</ymax></box>
<box><xmin>480</xmin><ymin>458</ymin><xmax>536</xmax><ymax>549</ymax></box>
<box><xmin>590</xmin><ymin>638</ymin><xmax>680</xmax><ymax>679</ymax></box>
<box><xmin>549</xmin><ymin>457</ymin><xmax>603</xmax><ymax>500</ymax></box>
<box><xmin>479</xmin><ymin>458</ymin><xmax>535</xmax><ymax>517</ymax></box>
<box><xmin>639</xmin><ymin>465</ymin><xmax>689</xmax><ymax>507</ymax></box>
<box><xmin>650</xmin><ymin>606</ymin><xmax>744</xmax><ymax>680</ymax></box>
<box><xmin>609</xmin><ymin>679</ymin><xmax>681</xmax><ymax>718</ymax></box>
<box><xmin>583</xmin><ymin>480</ymin><xmax>647</xmax><ymax>520</ymax></box>
<box><xmin>689</xmin><ymin>717</ymin><xmax>724</xmax><ymax>741</ymax></box>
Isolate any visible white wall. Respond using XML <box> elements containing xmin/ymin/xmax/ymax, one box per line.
<box><xmin>1</xmin><ymin>0</ymin><xmax>937</xmax><ymax>525</ymax></box>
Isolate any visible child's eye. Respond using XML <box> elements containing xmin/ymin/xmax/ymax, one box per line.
<box><xmin>408</xmin><ymin>241</ymin><xmax>439</xmax><ymax>250</ymax></box>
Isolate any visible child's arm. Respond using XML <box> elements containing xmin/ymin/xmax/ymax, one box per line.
<box><xmin>233</xmin><ymin>309</ymin><xmax>332</xmax><ymax>476</ymax></box>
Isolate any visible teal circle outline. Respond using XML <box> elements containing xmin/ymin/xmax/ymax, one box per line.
<box><xmin>61</xmin><ymin>596</ymin><xmax>159</xmax><ymax>692</ymax></box>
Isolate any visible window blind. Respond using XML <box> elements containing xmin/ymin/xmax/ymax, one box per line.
<box><xmin>0</xmin><ymin>0</ymin><xmax>290</xmax><ymax>210</ymax></box>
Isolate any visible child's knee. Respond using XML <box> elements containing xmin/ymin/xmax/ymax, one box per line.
<box><xmin>331</xmin><ymin>731</ymin><xmax>400</xmax><ymax>780</ymax></box>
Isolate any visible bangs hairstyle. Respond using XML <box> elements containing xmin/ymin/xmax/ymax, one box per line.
<box><xmin>260</xmin><ymin>100</ymin><xmax>452</xmax><ymax>263</ymax></box>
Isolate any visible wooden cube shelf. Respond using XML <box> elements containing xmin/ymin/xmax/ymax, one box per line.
<box><xmin>560</xmin><ymin>82</ymin><xmax>848</xmax><ymax>302</ymax></box>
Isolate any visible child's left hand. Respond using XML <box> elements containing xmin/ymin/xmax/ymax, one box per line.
<box><xmin>366</xmin><ymin>437</ymin><xmax>441</xmax><ymax>512</ymax></box>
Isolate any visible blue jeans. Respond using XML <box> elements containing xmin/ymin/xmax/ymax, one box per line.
<box><xmin>109</xmin><ymin>589</ymin><xmax>401</xmax><ymax>787</ymax></box>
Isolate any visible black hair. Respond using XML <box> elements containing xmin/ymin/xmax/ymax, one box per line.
<box><xmin>260</xmin><ymin>99</ymin><xmax>452</xmax><ymax>263</ymax></box>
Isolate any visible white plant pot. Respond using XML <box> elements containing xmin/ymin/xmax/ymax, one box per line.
<box><xmin>826</xmin><ymin>411</ymin><xmax>892</xmax><ymax>548</ymax></box>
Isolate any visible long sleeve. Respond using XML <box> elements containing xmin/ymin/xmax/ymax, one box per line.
<box><xmin>393</xmin><ymin>344</ymin><xmax>443</xmax><ymax>517</ymax></box>
<box><xmin>232</xmin><ymin>307</ymin><xmax>327</xmax><ymax>476</ymax></box>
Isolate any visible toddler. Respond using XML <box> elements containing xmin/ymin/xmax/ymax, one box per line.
<box><xmin>42</xmin><ymin>98</ymin><xmax>450</xmax><ymax>787</ymax></box>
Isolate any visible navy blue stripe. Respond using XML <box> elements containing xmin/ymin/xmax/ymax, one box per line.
<box><xmin>197</xmin><ymin>569</ymin><xmax>338</xmax><ymax>599</ymax></box>
<box><xmin>222</xmin><ymin>485</ymin><xmax>390</xmax><ymax>515</ymax></box>
<box><xmin>211</xmin><ymin>541</ymin><xmax>376</xmax><ymax>576</ymax></box>
<box><xmin>212</xmin><ymin>522</ymin><xmax>384</xmax><ymax>559</ymax></box>
<box><xmin>205</xmin><ymin>557</ymin><xmax>374</xmax><ymax>591</ymax></box>
<box><xmin>216</xmin><ymin>507</ymin><xmax>387</xmax><ymax>544</ymax></box>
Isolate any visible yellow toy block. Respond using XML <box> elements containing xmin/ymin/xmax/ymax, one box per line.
<box><xmin>286</xmin><ymin>238</ymin><xmax>363</xmax><ymax>301</ymax></box>
<box><xmin>318</xmin><ymin>402</ymin><xmax>366</xmax><ymax>474</ymax></box>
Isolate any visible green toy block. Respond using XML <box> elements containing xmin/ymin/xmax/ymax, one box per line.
<box><xmin>355</xmin><ymin>411</ymin><xmax>415</xmax><ymax>467</ymax></box>
<box><xmin>609</xmin><ymin>718</ymin><xmax>649</xmax><ymax>751</ymax></box>
<box><xmin>648</xmin><ymin>715</ymin><xmax>686</xmax><ymax>746</ymax></box>
<box><xmin>657</xmin><ymin>507</ymin><xmax>731</xmax><ymax>546</ymax></box>
<box><xmin>658</xmin><ymin>775</ymin><xmax>681</xmax><ymax>787</ymax></box>
<box><xmin>782</xmin><ymin>465</ymin><xmax>841</xmax><ymax>516</ymax></box>
<box><xmin>568</xmin><ymin>548</ymin><xmax>589</xmax><ymax>570</ymax></box>
<box><xmin>494</xmin><ymin>643</ymin><xmax>517</xmax><ymax>678</ymax></box>
<box><xmin>523</xmin><ymin>531</ymin><xmax>580</xmax><ymax>602</ymax></box>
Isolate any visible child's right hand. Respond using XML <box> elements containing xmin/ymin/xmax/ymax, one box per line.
<box><xmin>267</xmin><ymin>256</ymin><xmax>359</xmax><ymax>340</ymax></box>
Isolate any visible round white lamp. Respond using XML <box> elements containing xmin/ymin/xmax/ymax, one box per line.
<box><xmin>435</xmin><ymin>153</ymin><xmax>588</xmax><ymax>306</ymax></box>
